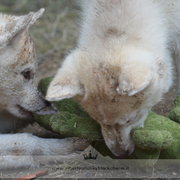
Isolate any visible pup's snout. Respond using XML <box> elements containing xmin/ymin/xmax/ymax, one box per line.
<box><xmin>35</xmin><ymin>99</ymin><xmax>58</xmax><ymax>115</ymax></box>
<box><xmin>106</xmin><ymin>139</ymin><xmax>134</xmax><ymax>159</ymax></box>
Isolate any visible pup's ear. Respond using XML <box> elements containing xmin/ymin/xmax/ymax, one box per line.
<box><xmin>46</xmin><ymin>51</ymin><xmax>84</xmax><ymax>101</ymax></box>
<box><xmin>0</xmin><ymin>8</ymin><xmax>44</xmax><ymax>46</ymax></box>
<box><xmin>117</xmin><ymin>51</ymin><xmax>154</xmax><ymax>96</ymax></box>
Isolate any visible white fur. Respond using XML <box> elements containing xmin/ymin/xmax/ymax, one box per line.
<box><xmin>47</xmin><ymin>0</ymin><xmax>180</xmax><ymax>156</ymax></box>
<box><xmin>0</xmin><ymin>133</ymin><xmax>81</xmax><ymax>169</ymax></box>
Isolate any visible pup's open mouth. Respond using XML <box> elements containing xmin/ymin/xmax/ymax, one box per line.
<box><xmin>16</xmin><ymin>105</ymin><xmax>33</xmax><ymax>117</ymax></box>
<box><xmin>16</xmin><ymin>103</ymin><xmax>58</xmax><ymax>117</ymax></box>
<box><xmin>34</xmin><ymin>104</ymin><xmax>58</xmax><ymax>115</ymax></box>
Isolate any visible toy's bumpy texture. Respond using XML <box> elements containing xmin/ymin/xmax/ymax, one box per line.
<box><xmin>34</xmin><ymin>78</ymin><xmax>180</xmax><ymax>159</ymax></box>
<box><xmin>132</xmin><ymin>112</ymin><xmax>180</xmax><ymax>159</ymax></box>
<box><xmin>34</xmin><ymin>77</ymin><xmax>102</xmax><ymax>141</ymax></box>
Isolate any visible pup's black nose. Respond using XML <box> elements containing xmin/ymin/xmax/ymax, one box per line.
<box><xmin>111</xmin><ymin>148</ymin><xmax>130</xmax><ymax>159</ymax></box>
<box><xmin>44</xmin><ymin>99</ymin><xmax>52</xmax><ymax>107</ymax></box>
<box><xmin>35</xmin><ymin>100</ymin><xmax>58</xmax><ymax>115</ymax></box>
<box><xmin>115</xmin><ymin>150</ymin><xmax>130</xmax><ymax>159</ymax></box>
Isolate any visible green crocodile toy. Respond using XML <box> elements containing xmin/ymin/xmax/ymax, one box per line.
<box><xmin>33</xmin><ymin>77</ymin><xmax>180</xmax><ymax>159</ymax></box>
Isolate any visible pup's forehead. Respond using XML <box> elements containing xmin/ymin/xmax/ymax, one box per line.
<box><xmin>80</xmin><ymin>85</ymin><xmax>145</xmax><ymax>124</ymax></box>
<box><xmin>11</xmin><ymin>35</ymin><xmax>36</xmax><ymax>69</ymax></box>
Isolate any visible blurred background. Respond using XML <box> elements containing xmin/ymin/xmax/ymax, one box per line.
<box><xmin>0</xmin><ymin>0</ymin><xmax>80</xmax><ymax>78</ymax></box>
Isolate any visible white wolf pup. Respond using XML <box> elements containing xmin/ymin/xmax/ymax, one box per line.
<box><xmin>47</xmin><ymin>0</ymin><xmax>180</xmax><ymax>157</ymax></box>
<box><xmin>0</xmin><ymin>9</ymin><xmax>87</xmax><ymax>168</ymax></box>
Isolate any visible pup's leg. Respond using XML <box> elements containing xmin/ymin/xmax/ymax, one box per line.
<box><xmin>0</xmin><ymin>133</ymin><xmax>89</xmax><ymax>169</ymax></box>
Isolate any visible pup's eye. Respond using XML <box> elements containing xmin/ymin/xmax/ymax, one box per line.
<box><xmin>21</xmin><ymin>69</ymin><xmax>33</xmax><ymax>80</ymax></box>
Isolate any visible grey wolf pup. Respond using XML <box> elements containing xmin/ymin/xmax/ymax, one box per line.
<box><xmin>0</xmin><ymin>9</ymin><xmax>86</xmax><ymax>168</ymax></box>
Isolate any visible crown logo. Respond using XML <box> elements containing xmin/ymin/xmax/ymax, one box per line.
<box><xmin>83</xmin><ymin>150</ymin><xmax>98</xmax><ymax>160</ymax></box>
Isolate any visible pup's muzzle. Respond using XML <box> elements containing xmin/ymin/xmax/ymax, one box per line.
<box><xmin>35</xmin><ymin>100</ymin><xmax>58</xmax><ymax>115</ymax></box>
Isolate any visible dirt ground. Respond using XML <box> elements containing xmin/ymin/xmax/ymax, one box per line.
<box><xmin>0</xmin><ymin>0</ymin><xmax>179</xmax><ymax>179</ymax></box>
